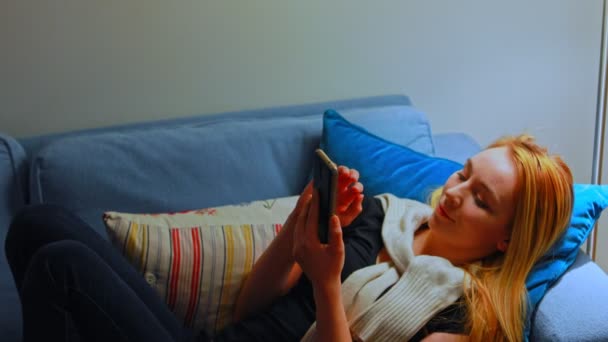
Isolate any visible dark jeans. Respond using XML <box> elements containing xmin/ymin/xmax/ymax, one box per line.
<box><xmin>5</xmin><ymin>204</ymin><xmax>198</xmax><ymax>342</ymax></box>
<box><xmin>5</xmin><ymin>199</ymin><xmax>386</xmax><ymax>342</ymax></box>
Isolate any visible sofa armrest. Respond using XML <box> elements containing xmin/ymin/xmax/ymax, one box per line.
<box><xmin>0</xmin><ymin>133</ymin><xmax>27</xmax><ymax>217</ymax></box>
<box><xmin>531</xmin><ymin>251</ymin><xmax>608</xmax><ymax>341</ymax></box>
<box><xmin>0</xmin><ymin>132</ymin><xmax>27</xmax><ymax>342</ymax></box>
<box><xmin>432</xmin><ymin>132</ymin><xmax>481</xmax><ymax>164</ymax></box>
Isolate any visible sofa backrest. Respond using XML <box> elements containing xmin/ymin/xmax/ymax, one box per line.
<box><xmin>24</xmin><ymin>95</ymin><xmax>435</xmax><ymax>233</ymax></box>
<box><xmin>19</xmin><ymin>94</ymin><xmax>416</xmax><ymax>157</ymax></box>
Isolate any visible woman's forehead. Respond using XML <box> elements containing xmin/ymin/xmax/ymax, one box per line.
<box><xmin>470</xmin><ymin>147</ymin><xmax>518</xmax><ymax>202</ymax></box>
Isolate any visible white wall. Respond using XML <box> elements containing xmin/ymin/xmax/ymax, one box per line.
<box><xmin>1</xmin><ymin>0</ymin><xmax>606</xmax><ymax>270</ymax></box>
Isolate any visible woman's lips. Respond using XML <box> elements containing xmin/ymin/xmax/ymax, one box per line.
<box><xmin>437</xmin><ymin>205</ymin><xmax>454</xmax><ymax>221</ymax></box>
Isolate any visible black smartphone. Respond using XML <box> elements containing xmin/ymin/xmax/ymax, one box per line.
<box><xmin>313</xmin><ymin>148</ymin><xmax>338</xmax><ymax>244</ymax></box>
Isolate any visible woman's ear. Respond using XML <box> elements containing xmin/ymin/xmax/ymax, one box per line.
<box><xmin>497</xmin><ymin>239</ymin><xmax>509</xmax><ymax>252</ymax></box>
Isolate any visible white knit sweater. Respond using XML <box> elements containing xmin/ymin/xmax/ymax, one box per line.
<box><xmin>301</xmin><ymin>194</ymin><xmax>465</xmax><ymax>341</ymax></box>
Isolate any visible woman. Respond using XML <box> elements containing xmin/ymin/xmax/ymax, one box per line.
<box><xmin>4</xmin><ymin>134</ymin><xmax>573</xmax><ymax>341</ymax></box>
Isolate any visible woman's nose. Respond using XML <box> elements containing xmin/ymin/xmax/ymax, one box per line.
<box><xmin>444</xmin><ymin>187</ymin><xmax>462</xmax><ymax>208</ymax></box>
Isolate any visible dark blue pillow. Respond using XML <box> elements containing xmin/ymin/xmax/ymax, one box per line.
<box><xmin>320</xmin><ymin>109</ymin><xmax>608</xmax><ymax>338</ymax></box>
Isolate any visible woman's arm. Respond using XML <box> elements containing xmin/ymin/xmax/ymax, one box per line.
<box><xmin>293</xmin><ymin>195</ymin><xmax>352</xmax><ymax>342</ymax></box>
<box><xmin>233</xmin><ymin>186</ymin><xmax>308</xmax><ymax>321</ymax></box>
<box><xmin>313</xmin><ymin>279</ymin><xmax>351</xmax><ymax>342</ymax></box>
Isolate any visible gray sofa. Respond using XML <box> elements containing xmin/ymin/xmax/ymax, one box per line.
<box><xmin>1</xmin><ymin>94</ymin><xmax>607</xmax><ymax>341</ymax></box>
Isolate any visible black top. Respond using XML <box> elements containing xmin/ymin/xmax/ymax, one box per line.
<box><xmin>208</xmin><ymin>196</ymin><xmax>466</xmax><ymax>341</ymax></box>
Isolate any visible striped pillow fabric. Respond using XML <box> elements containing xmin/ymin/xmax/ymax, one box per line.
<box><xmin>103</xmin><ymin>196</ymin><xmax>298</xmax><ymax>335</ymax></box>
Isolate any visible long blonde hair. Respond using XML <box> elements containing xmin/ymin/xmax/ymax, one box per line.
<box><xmin>430</xmin><ymin>134</ymin><xmax>573</xmax><ymax>341</ymax></box>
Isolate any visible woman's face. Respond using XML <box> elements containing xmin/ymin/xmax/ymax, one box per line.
<box><xmin>428</xmin><ymin>146</ymin><xmax>519</xmax><ymax>259</ymax></box>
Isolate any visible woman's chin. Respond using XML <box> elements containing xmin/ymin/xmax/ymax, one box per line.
<box><xmin>427</xmin><ymin>214</ymin><xmax>439</xmax><ymax>230</ymax></box>
<box><xmin>427</xmin><ymin>214</ymin><xmax>452</xmax><ymax>234</ymax></box>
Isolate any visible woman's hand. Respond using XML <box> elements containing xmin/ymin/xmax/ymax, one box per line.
<box><xmin>234</xmin><ymin>171</ymin><xmax>360</xmax><ymax>322</ymax></box>
<box><xmin>335</xmin><ymin>166</ymin><xmax>364</xmax><ymax>227</ymax></box>
<box><xmin>285</xmin><ymin>181</ymin><xmax>314</xmax><ymax>230</ymax></box>
<box><xmin>296</xmin><ymin>165</ymin><xmax>363</xmax><ymax>229</ymax></box>
<box><xmin>292</xmin><ymin>190</ymin><xmax>345</xmax><ymax>289</ymax></box>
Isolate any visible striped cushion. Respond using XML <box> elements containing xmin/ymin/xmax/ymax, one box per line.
<box><xmin>103</xmin><ymin>196</ymin><xmax>298</xmax><ymax>335</ymax></box>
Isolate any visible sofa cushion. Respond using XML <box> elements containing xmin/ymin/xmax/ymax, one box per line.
<box><xmin>0</xmin><ymin>133</ymin><xmax>28</xmax><ymax>342</ymax></box>
<box><xmin>433</xmin><ymin>132</ymin><xmax>482</xmax><ymax>165</ymax></box>
<box><xmin>29</xmin><ymin>103</ymin><xmax>434</xmax><ymax>233</ymax></box>
<box><xmin>531</xmin><ymin>252</ymin><xmax>608</xmax><ymax>341</ymax></box>
<box><xmin>103</xmin><ymin>196</ymin><xmax>297</xmax><ymax>335</ymax></box>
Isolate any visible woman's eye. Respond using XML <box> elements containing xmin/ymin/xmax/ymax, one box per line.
<box><xmin>457</xmin><ymin>172</ymin><xmax>466</xmax><ymax>181</ymax></box>
<box><xmin>475</xmin><ymin>197</ymin><xmax>489</xmax><ymax>210</ymax></box>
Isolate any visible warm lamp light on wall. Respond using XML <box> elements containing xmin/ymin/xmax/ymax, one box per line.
<box><xmin>588</xmin><ymin>0</ymin><xmax>608</xmax><ymax>260</ymax></box>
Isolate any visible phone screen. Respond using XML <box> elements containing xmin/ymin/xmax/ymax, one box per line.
<box><xmin>313</xmin><ymin>149</ymin><xmax>338</xmax><ymax>244</ymax></box>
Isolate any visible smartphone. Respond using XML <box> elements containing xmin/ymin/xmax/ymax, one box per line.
<box><xmin>313</xmin><ymin>148</ymin><xmax>338</xmax><ymax>244</ymax></box>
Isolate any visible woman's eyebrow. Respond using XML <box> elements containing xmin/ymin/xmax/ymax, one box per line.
<box><xmin>468</xmin><ymin>159</ymin><xmax>499</xmax><ymax>204</ymax></box>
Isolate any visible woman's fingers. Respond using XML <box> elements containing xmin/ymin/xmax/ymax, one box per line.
<box><xmin>328</xmin><ymin>215</ymin><xmax>344</xmax><ymax>255</ymax></box>
<box><xmin>336</xmin><ymin>182</ymin><xmax>364</xmax><ymax>212</ymax></box>
<box><xmin>293</xmin><ymin>190</ymin><xmax>321</xmax><ymax>249</ymax></box>
<box><xmin>302</xmin><ymin>180</ymin><xmax>314</xmax><ymax>197</ymax></box>
<box><xmin>296</xmin><ymin>182</ymin><xmax>314</xmax><ymax>209</ymax></box>
<box><xmin>293</xmin><ymin>194</ymin><xmax>312</xmax><ymax>251</ymax></box>
<box><xmin>348</xmin><ymin>168</ymin><xmax>359</xmax><ymax>182</ymax></box>
<box><xmin>337</xmin><ymin>166</ymin><xmax>359</xmax><ymax>190</ymax></box>
<box><xmin>288</xmin><ymin>181</ymin><xmax>314</xmax><ymax>226</ymax></box>
<box><xmin>306</xmin><ymin>190</ymin><xmax>320</xmax><ymax>243</ymax></box>
<box><xmin>342</xmin><ymin>193</ymin><xmax>364</xmax><ymax>217</ymax></box>
<box><xmin>331</xmin><ymin>166</ymin><xmax>365</xmax><ymax>228</ymax></box>
<box><xmin>336</xmin><ymin>166</ymin><xmax>363</xmax><ymax>208</ymax></box>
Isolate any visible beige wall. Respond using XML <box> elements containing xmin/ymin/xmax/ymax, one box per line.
<box><xmin>1</xmin><ymin>0</ymin><xmax>606</xmax><ymax>269</ymax></box>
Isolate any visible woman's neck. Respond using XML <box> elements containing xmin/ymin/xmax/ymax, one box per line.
<box><xmin>382</xmin><ymin>224</ymin><xmax>483</xmax><ymax>266</ymax></box>
<box><xmin>414</xmin><ymin>228</ymin><xmax>474</xmax><ymax>266</ymax></box>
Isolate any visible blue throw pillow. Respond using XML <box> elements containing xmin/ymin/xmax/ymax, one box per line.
<box><xmin>320</xmin><ymin>109</ymin><xmax>462</xmax><ymax>202</ymax></box>
<box><xmin>523</xmin><ymin>183</ymin><xmax>608</xmax><ymax>339</ymax></box>
<box><xmin>320</xmin><ymin>109</ymin><xmax>608</xmax><ymax>338</ymax></box>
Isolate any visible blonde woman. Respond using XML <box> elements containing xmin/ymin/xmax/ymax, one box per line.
<box><xmin>238</xmin><ymin>134</ymin><xmax>573</xmax><ymax>342</ymax></box>
<box><xmin>6</xmin><ymin>135</ymin><xmax>572</xmax><ymax>341</ymax></box>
